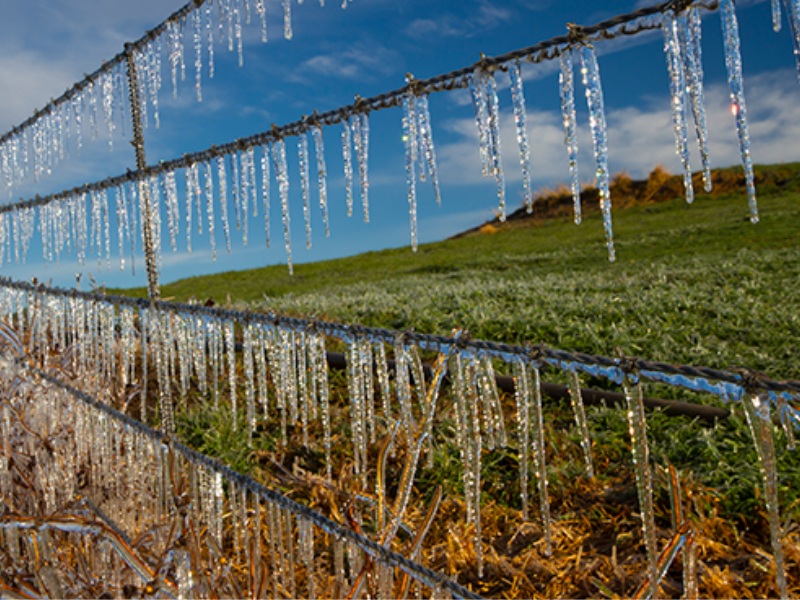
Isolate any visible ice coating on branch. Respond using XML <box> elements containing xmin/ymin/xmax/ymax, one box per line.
<box><xmin>272</xmin><ymin>139</ymin><xmax>293</xmax><ymax>273</ymax></box>
<box><xmin>298</xmin><ymin>133</ymin><xmax>312</xmax><ymax>249</ymax></box>
<box><xmin>742</xmin><ymin>393</ymin><xmax>788</xmax><ymax>599</ymax></box>
<box><xmin>578</xmin><ymin>44</ymin><xmax>615</xmax><ymax>261</ymax></box>
<box><xmin>341</xmin><ymin>118</ymin><xmax>354</xmax><ymax>216</ymax></box>
<box><xmin>509</xmin><ymin>63</ymin><xmax>533</xmax><ymax>212</ymax></box>
<box><xmin>681</xmin><ymin>9</ymin><xmax>712</xmax><ymax>193</ymax></box>
<box><xmin>720</xmin><ymin>0</ymin><xmax>758</xmax><ymax>222</ymax></box>
<box><xmin>663</xmin><ymin>10</ymin><xmax>695</xmax><ymax>204</ymax></box>
<box><xmin>622</xmin><ymin>373</ymin><xmax>658</xmax><ymax>599</ymax></box>
<box><xmin>403</xmin><ymin>94</ymin><xmax>419</xmax><ymax>251</ymax></box>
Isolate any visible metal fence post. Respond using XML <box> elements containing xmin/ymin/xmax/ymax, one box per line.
<box><xmin>124</xmin><ymin>44</ymin><xmax>161</xmax><ymax>301</ymax></box>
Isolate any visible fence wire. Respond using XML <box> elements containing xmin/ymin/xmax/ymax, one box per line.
<box><xmin>0</xmin><ymin>0</ymin><xmax>721</xmax><ymax>218</ymax></box>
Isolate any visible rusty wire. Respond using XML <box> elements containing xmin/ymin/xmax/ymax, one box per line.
<box><xmin>3</xmin><ymin>275</ymin><xmax>798</xmax><ymax>396</ymax></box>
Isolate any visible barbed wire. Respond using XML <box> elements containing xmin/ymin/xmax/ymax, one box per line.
<box><xmin>0</xmin><ymin>0</ymin><xmax>720</xmax><ymax>218</ymax></box>
<box><xmin>0</xmin><ymin>0</ymin><xmax>210</xmax><ymax>149</ymax></box>
<box><xmin>27</xmin><ymin>365</ymin><xmax>482</xmax><ymax>600</ymax></box>
<box><xmin>3</xmin><ymin>275</ymin><xmax>798</xmax><ymax>396</ymax></box>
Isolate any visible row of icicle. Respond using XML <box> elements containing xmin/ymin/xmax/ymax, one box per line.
<box><xmin>0</xmin><ymin>0</ymin><xmax>353</xmax><ymax>198</ymax></box>
<box><xmin>0</xmin><ymin>355</ymin><xmax>463</xmax><ymax>598</ymax></box>
<box><xmin>1</xmin><ymin>280</ymin><xmax>797</xmax><ymax>596</ymax></box>
<box><xmin>3</xmin><ymin>0</ymin><xmax>799</xmax><ymax>271</ymax></box>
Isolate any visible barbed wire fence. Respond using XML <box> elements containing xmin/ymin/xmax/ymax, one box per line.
<box><xmin>0</xmin><ymin>0</ymin><xmax>798</xmax><ymax>597</ymax></box>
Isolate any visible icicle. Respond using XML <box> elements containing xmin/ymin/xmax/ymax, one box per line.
<box><xmin>622</xmin><ymin>371</ymin><xmax>658</xmax><ymax>599</ymax></box>
<box><xmin>509</xmin><ymin>62</ymin><xmax>533</xmax><ymax>212</ymax></box>
<box><xmin>529</xmin><ymin>364</ymin><xmax>552</xmax><ymax>556</ymax></box>
<box><xmin>311</xmin><ymin>125</ymin><xmax>329</xmax><ymax>237</ymax></box>
<box><xmin>782</xmin><ymin>0</ymin><xmax>800</xmax><ymax>81</ymax></box>
<box><xmin>206</xmin><ymin>1</ymin><xmax>215</xmax><ymax>78</ymax></box>
<box><xmin>352</xmin><ymin>112</ymin><xmax>370</xmax><ymax>222</ymax></box>
<box><xmin>513</xmin><ymin>360</ymin><xmax>531</xmax><ymax>521</ymax></box>
<box><xmin>234</xmin><ymin>0</ymin><xmax>244</xmax><ymax>66</ymax></box>
<box><xmin>742</xmin><ymin>393</ymin><xmax>788</xmax><ymax>599</ymax></box>
<box><xmin>256</xmin><ymin>0</ymin><xmax>268</xmax><ymax>42</ymax></box>
<box><xmin>226</xmin><ymin>320</ymin><xmax>237</xmax><ymax>430</ymax></box>
<box><xmin>282</xmin><ymin>0</ymin><xmax>293</xmax><ymax>40</ymax></box>
<box><xmin>567</xmin><ymin>369</ymin><xmax>593</xmax><ymax>477</ymax></box>
<box><xmin>342</xmin><ymin>118</ymin><xmax>354</xmax><ymax>216</ymax></box>
<box><xmin>485</xmin><ymin>72</ymin><xmax>506</xmax><ymax>222</ymax></box>
<box><xmin>680</xmin><ymin>9</ymin><xmax>712</xmax><ymax>193</ymax></box>
<box><xmin>578</xmin><ymin>44</ymin><xmax>615</xmax><ymax>261</ymax></box>
<box><xmin>168</xmin><ymin>20</ymin><xmax>183</xmax><ymax>99</ymax></box>
<box><xmin>203</xmin><ymin>161</ymin><xmax>216</xmax><ymax>260</ymax></box>
<box><xmin>403</xmin><ymin>93</ymin><xmax>419</xmax><ymax>252</ymax></box>
<box><xmin>663</xmin><ymin>10</ymin><xmax>694</xmax><ymax>204</ymax></box>
<box><xmin>271</xmin><ymin>139</ymin><xmax>293</xmax><ymax>273</ymax></box>
<box><xmin>299</xmin><ymin>132</ymin><xmax>312</xmax><ymax>249</ymax></box>
<box><xmin>774</xmin><ymin>0</ymin><xmax>782</xmax><ymax>32</ymax></box>
<box><xmin>416</xmin><ymin>94</ymin><xmax>441</xmax><ymax>206</ymax></box>
<box><xmin>720</xmin><ymin>0</ymin><xmax>758</xmax><ymax>222</ymax></box>
<box><xmin>260</xmin><ymin>145</ymin><xmax>271</xmax><ymax>248</ymax></box>
<box><xmin>194</xmin><ymin>8</ymin><xmax>203</xmax><ymax>101</ymax></box>
<box><xmin>468</xmin><ymin>73</ymin><xmax>491</xmax><ymax>178</ymax></box>
<box><xmin>217</xmin><ymin>155</ymin><xmax>232</xmax><ymax>253</ymax></box>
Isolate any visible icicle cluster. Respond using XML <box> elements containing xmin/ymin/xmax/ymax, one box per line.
<box><xmin>662</xmin><ymin>6</ymin><xmax>713</xmax><ymax>202</ymax></box>
<box><xmin>0</xmin><ymin>62</ymin><xmax>128</xmax><ymax>199</ymax></box>
<box><xmin>0</xmin><ymin>0</ymin><xmax>354</xmax><ymax>199</ymax></box>
<box><xmin>720</xmin><ymin>0</ymin><xmax>759</xmax><ymax>222</ymax></box>
<box><xmin>0</xmin><ymin>279</ymin><xmax>799</xmax><ymax>598</ymax></box>
<box><xmin>469</xmin><ymin>69</ymin><xmax>507</xmax><ymax>221</ymax></box>
<box><xmin>0</xmin><ymin>351</ymin><xmax>457</xmax><ymax>598</ymax></box>
<box><xmin>558</xmin><ymin>44</ymin><xmax>615</xmax><ymax>259</ymax></box>
<box><xmin>402</xmin><ymin>87</ymin><xmax>442</xmax><ymax>251</ymax></box>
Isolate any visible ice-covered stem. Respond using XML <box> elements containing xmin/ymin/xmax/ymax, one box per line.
<box><xmin>742</xmin><ymin>393</ymin><xmax>788</xmax><ymax>599</ymax></box>
<box><xmin>578</xmin><ymin>44</ymin><xmax>615</xmax><ymax>261</ymax></box>
<box><xmin>622</xmin><ymin>370</ymin><xmax>658</xmax><ymax>599</ymax></box>
<box><xmin>663</xmin><ymin>10</ymin><xmax>695</xmax><ymax>204</ymax></box>
<box><xmin>720</xmin><ymin>0</ymin><xmax>758</xmax><ymax>222</ymax></box>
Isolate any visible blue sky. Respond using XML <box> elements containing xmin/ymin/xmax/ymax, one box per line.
<box><xmin>1</xmin><ymin>0</ymin><xmax>798</xmax><ymax>289</ymax></box>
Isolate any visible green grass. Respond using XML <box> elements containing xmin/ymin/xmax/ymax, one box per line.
<box><xmin>143</xmin><ymin>162</ymin><xmax>800</xmax><ymax>536</ymax></box>
<box><xmin>120</xmin><ymin>162</ymin><xmax>800</xmax><ymax>381</ymax></box>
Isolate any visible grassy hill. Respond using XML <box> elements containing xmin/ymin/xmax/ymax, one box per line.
<box><xmin>118</xmin><ymin>162</ymin><xmax>800</xmax><ymax>380</ymax></box>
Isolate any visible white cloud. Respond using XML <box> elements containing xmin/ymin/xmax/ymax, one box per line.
<box><xmin>436</xmin><ymin>68</ymin><xmax>800</xmax><ymax>193</ymax></box>
<box><xmin>291</xmin><ymin>44</ymin><xmax>399</xmax><ymax>82</ymax></box>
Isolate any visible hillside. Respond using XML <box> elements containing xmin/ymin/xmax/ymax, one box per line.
<box><xmin>117</xmin><ymin>162</ymin><xmax>800</xmax><ymax>307</ymax></box>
